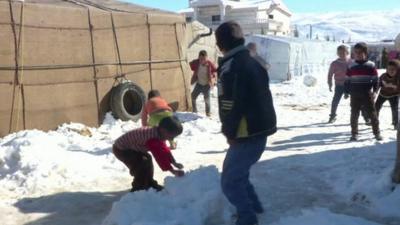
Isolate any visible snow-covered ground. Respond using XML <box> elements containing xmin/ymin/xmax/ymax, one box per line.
<box><xmin>293</xmin><ymin>10</ymin><xmax>400</xmax><ymax>42</ymax></box>
<box><xmin>1</xmin><ymin>76</ymin><xmax>400</xmax><ymax>225</ymax></box>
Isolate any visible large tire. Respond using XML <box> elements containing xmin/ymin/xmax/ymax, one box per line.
<box><xmin>110</xmin><ymin>81</ymin><xmax>146</xmax><ymax>121</ymax></box>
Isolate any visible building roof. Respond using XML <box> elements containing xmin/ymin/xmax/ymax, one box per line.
<box><xmin>188</xmin><ymin>0</ymin><xmax>291</xmax><ymax>15</ymax></box>
<box><xmin>178</xmin><ymin>7</ymin><xmax>195</xmax><ymax>13</ymax></box>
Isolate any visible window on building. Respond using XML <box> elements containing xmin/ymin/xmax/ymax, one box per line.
<box><xmin>268</xmin><ymin>14</ymin><xmax>274</xmax><ymax>19</ymax></box>
<box><xmin>186</xmin><ymin>17</ymin><xmax>193</xmax><ymax>22</ymax></box>
<box><xmin>212</xmin><ymin>15</ymin><xmax>221</xmax><ymax>22</ymax></box>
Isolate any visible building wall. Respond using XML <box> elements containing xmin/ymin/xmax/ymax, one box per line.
<box><xmin>225</xmin><ymin>8</ymin><xmax>258</xmax><ymax>23</ymax></box>
<box><xmin>269</xmin><ymin>9</ymin><xmax>290</xmax><ymax>35</ymax></box>
<box><xmin>197</xmin><ymin>5</ymin><xmax>221</xmax><ymax>25</ymax></box>
<box><xmin>185</xmin><ymin>1</ymin><xmax>291</xmax><ymax>36</ymax></box>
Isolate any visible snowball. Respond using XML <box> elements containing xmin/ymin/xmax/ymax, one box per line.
<box><xmin>303</xmin><ymin>75</ymin><xmax>318</xmax><ymax>87</ymax></box>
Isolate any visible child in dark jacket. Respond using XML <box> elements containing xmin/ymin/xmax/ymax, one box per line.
<box><xmin>113</xmin><ymin>116</ymin><xmax>184</xmax><ymax>192</ymax></box>
<box><xmin>375</xmin><ymin>60</ymin><xmax>400</xmax><ymax>129</ymax></box>
<box><xmin>344</xmin><ymin>42</ymin><xmax>382</xmax><ymax>141</ymax></box>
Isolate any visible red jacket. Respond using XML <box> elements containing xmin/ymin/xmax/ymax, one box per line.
<box><xmin>189</xmin><ymin>59</ymin><xmax>217</xmax><ymax>85</ymax></box>
<box><xmin>146</xmin><ymin>139</ymin><xmax>174</xmax><ymax>171</ymax></box>
<box><xmin>113</xmin><ymin>127</ymin><xmax>174</xmax><ymax>171</ymax></box>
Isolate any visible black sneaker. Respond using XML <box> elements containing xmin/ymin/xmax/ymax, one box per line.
<box><xmin>328</xmin><ymin>116</ymin><xmax>336</xmax><ymax>123</ymax></box>
<box><xmin>375</xmin><ymin>134</ymin><xmax>383</xmax><ymax>141</ymax></box>
<box><xmin>150</xmin><ymin>180</ymin><xmax>164</xmax><ymax>192</ymax></box>
<box><xmin>350</xmin><ymin>135</ymin><xmax>358</xmax><ymax>141</ymax></box>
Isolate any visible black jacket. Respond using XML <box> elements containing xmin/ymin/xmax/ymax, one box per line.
<box><xmin>217</xmin><ymin>46</ymin><xmax>277</xmax><ymax>140</ymax></box>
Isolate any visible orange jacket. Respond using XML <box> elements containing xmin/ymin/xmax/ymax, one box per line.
<box><xmin>141</xmin><ymin>96</ymin><xmax>172</xmax><ymax>126</ymax></box>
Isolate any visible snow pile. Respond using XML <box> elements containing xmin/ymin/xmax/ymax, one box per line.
<box><xmin>337</xmin><ymin>166</ymin><xmax>400</xmax><ymax>218</ymax></box>
<box><xmin>271</xmin><ymin>208</ymin><xmax>381</xmax><ymax>225</ymax></box>
<box><xmin>102</xmin><ymin>166</ymin><xmax>232</xmax><ymax>225</ymax></box>
<box><xmin>0</xmin><ymin>113</ymin><xmax>137</xmax><ymax>197</ymax></box>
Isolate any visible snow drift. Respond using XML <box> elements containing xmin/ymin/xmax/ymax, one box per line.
<box><xmin>102</xmin><ymin>166</ymin><xmax>232</xmax><ymax>225</ymax></box>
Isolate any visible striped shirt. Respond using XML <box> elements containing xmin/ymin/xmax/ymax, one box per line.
<box><xmin>345</xmin><ymin>60</ymin><xmax>378</xmax><ymax>94</ymax></box>
<box><xmin>114</xmin><ymin>127</ymin><xmax>159</xmax><ymax>152</ymax></box>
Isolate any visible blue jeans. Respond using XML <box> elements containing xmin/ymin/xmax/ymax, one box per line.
<box><xmin>221</xmin><ymin>136</ymin><xmax>267</xmax><ymax>225</ymax></box>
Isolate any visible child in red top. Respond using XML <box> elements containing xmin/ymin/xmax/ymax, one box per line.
<box><xmin>190</xmin><ymin>50</ymin><xmax>217</xmax><ymax>117</ymax></box>
<box><xmin>113</xmin><ymin>116</ymin><xmax>184</xmax><ymax>192</ymax></box>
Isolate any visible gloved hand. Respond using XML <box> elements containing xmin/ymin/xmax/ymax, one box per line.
<box><xmin>170</xmin><ymin>169</ymin><xmax>185</xmax><ymax>177</ymax></box>
<box><xmin>172</xmin><ymin>162</ymin><xmax>184</xmax><ymax>169</ymax></box>
<box><xmin>328</xmin><ymin>83</ymin><xmax>333</xmax><ymax>92</ymax></box>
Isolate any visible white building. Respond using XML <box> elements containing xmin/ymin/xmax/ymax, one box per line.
<box><xmin>180</xmin><ymin>0</ymin><xmax>292</xmax><ymax>36</ymax></box>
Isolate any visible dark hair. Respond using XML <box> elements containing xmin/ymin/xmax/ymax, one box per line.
<box><xmin>246</xmin><ymin>42</ymin><xmax>256</xmax><ymax>50</ymax></box>
<box><xmin>354</xmin><ymin>42</ymin><xmax>368</xmax><ymax>54</ymax></box>
<box><xmin>215</xmin><ymin>21</ymin><xmax>245</xmax><ymax>51</ymax></box>
<box><xmin>388</xmin><ymin>60</ymin><xmax>400</xmax><ymax>68</ymax></box>
<box><xmin>337</xmin><ymin>45</ymin><xmax>348</xmax><ymax>52</ymax></box>
<box><xmin>159</xmin><ymin>116</ymin><xmax>183</xmax><ymax>135</ymax></box>
<box><xmin>148</xmin><ymin>90</ymin><xmax>160</xmax><ymax>99</ymax></box>
<box><xmin>199</xmin><ymin>50</ymin><xmax>208</xmax><ymax>57</ymax></box>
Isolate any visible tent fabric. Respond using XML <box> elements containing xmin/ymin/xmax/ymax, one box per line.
<box><xmin>246</xmin><ymin>35</ymin><xmax>344</xmax><ymax>81</ymax></box>
<box><xmin>0</xmin><ymin>0</ymin><xmax>191</xmax><ymax>137</ymax></box>
<box><xmin>186</xmin><ymin>21</ymin><xmax>220</xmax><ymax>64</ymax></box>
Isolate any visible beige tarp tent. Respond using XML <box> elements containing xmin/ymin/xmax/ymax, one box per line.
<box><xmin>0</xmin><ymin>0</ymin><xmax>192</xmax><ymax>137</ymax></box>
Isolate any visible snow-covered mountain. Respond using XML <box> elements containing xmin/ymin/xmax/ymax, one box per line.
<box><xmin>292</xmin><ymin>10</ymin><xmax>400</xmax><ymax>42</ymax></box>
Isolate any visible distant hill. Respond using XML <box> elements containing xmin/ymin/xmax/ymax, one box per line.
<box><xmin>292</xmin><ymin>10</ymin><xmax>400</xmax><ymax>42</ymax></box>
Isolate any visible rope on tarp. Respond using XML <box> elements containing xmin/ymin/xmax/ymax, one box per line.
<box><xmin>174</xmin><ymin>23</ymin><xmax>190</xmax><ymax>111</ymax></box>
<box><xmin>19</xmin><ymin>1</ymin><xmax>26</xmax><ymax>130</ymax></box>
<box><xmin>0</xmin><ymin>59</ymin><xmax>186</xmax><ymax>71</ymax></box>
<box><xmin>8</xmin><ymin>0</ymin><xmax>25</xmax><ymax>133</ymax></box>
<box><xmin>17</xmin><ymin>63</ymin><xmax>185</xmax><ymax>87</ymax></box>
<box><xmin>146</xmin><ymin>14</ymin><xmax>153</xmax><ymax>90</ymax></box>
<box><xmin>110</xmin><ymin>12</ymin><xmax>125</xmax><ymax>82</ymax></box>
<box><xmin>0</xmin><ymin>22</ymin><xmax>147</xmax><ymax>31</ymax></box>
<box><xmin>87</xmin><ymin>8</ymin><xmax>101</xmax><ymax>124</ymax></box>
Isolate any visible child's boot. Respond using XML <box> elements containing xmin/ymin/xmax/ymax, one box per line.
<box><xmin>328</xmin><ymin>115</ymin><xmax>336</xmax><ymax>123</ymax></box>
<box><xmin>375</xmin><ymin>134</ymin><xmax>383</xmax><ymax>141</ymax></box>
<box><xmin>350</xmin><ymin>134</ymin><xmax>358</xmax><ymax>141</ymax></box>
<box><xmin>150</xmin><ymin>180</ymin><xmax>164</xmax><ymax>192</ymax></box>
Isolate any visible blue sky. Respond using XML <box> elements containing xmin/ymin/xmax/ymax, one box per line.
<box><xmin>125</xmin><ymin>0</ymin><xmax>400</xmax><ymax>13</ymax></box>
